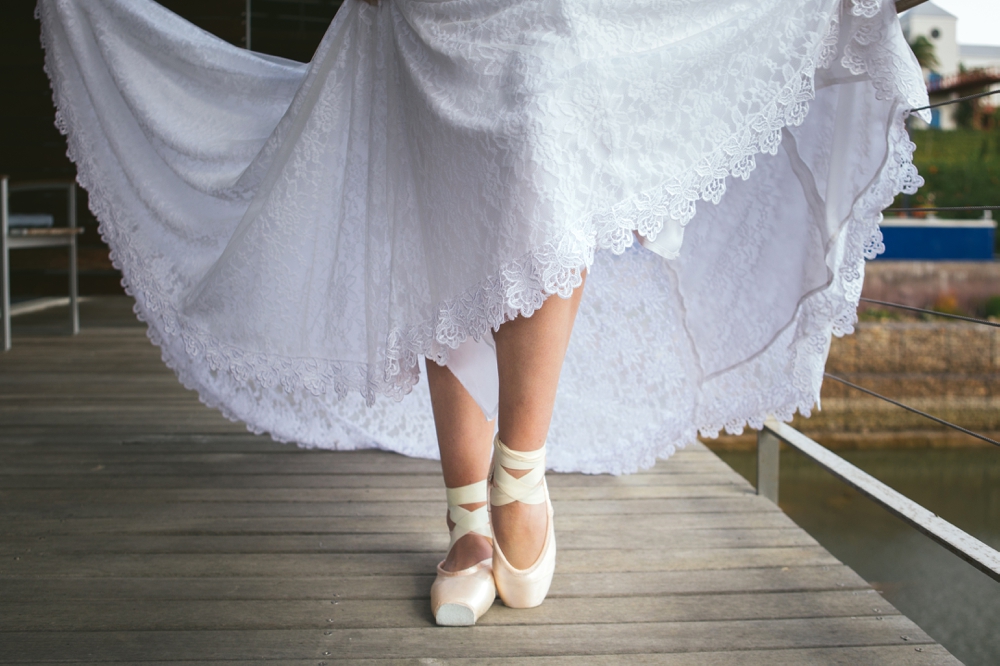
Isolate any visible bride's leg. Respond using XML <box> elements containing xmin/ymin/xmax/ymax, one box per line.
<box><xmin>425</xmin><ymin>360</ymin><xmax>494</xmax><ymax>571</ymax></box>
<box><xmin>492</xmin><ymin>276</ymin><xmax>586</xmax><ymax>569</ymax></box>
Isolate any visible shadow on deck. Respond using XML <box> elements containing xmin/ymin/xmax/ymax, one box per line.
<box><xmin>0</xmin><ymin>298</ymin><xmax>958</xmax><ymax>663</ymax></box>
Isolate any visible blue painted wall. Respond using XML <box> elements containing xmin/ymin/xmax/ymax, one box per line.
<box><xmin>877</xmin><ymin>222</ymin><xmax>995</xmax><ymax>261</ymax></box>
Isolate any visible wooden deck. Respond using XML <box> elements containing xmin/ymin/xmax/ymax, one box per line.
<box><xmin>0</xmin><ymin>300</ymin><xmax>960</xmax><ymax>664</ymax></box>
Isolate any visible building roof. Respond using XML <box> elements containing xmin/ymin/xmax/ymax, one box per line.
<box><xmin>960</xmin><ymin>44</ymin><xmax>1000</xmax><ymax>60</ymax></box>
<box><xmin>901</xmin><ymin>1</ymin><xmax>957</xmax><ymax>19</ymax></box>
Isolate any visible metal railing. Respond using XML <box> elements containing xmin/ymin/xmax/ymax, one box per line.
<box><xmin>756</xmin><ymin>420</ymin><xmax>1000</xmax><ymax>583</ymax></box>
<box><xmin>1</xmin><ymin>177</ymin><xmax>81</xmax><ymax>350</ymax></box>
<box><xmin>756</xmin><ymin>238</ymin><xmax>1000</xmax><ymax>582</ymax></box>
<box><xmin>754</xmin><ymin>1</ymin><xmax>1000</xmax><ymax>582</ymax></box>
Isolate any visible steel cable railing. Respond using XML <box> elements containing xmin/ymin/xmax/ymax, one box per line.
<box><xmin>761</xmin><ymin>270</ymin><xmax>1000</xmax><ymax>578</ymax></box>
<box><xmin>858</xmin><ymin>297</ymin><xmax>1000</xmax><ymax>327</ymax></box>
<box><xmin>885</xmin><ymin>205</ymin><xmax>998</xmax><ymax>214</ymax></box>
<box><xmin>908</xmin><ymin>88</ymin><xmax>1000</xmax><ymax>114</ymax></box>
<box><xmin>825</xmin><ymin>290</ymin><xmax>1000</xmax><ymax>450</ymax></box>
<box><xmin>827</xmin><ymin>292</ymin><xmax>1000</xmax><ymax>447</ymax></box>
<box><xmin>858</xmin><ymin>53</ymin><xmax>1000</xmax><ymax>442</ymax></box>
<box><xmin>823</xmin><ymin>373</ymin><xmax>1000</xmax><ymax>448</ymax></box>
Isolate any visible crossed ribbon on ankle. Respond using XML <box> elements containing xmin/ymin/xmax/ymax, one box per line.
<box><xmin>445</xmin><ymin>437</ymin><xmax>547</xmax><ymax>551</ymax></box>
<box><xmin>490</xmin><ymin>435</ymin><xmax>547</xmax><ymax>506</ymax></box>
<box><xmin>445</xmin><ymin>480</ymin><xmax>492</xmax><ymax>550</ymax></box>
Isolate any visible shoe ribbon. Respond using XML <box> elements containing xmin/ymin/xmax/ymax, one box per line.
<box><xmin>489</xmin><ymin>434</ymin><xmax>547</xmax><ymax>506</ymax></box>
<box><xmin>445</xmin><ymin>480</ymin><xmax>492</xmax><ymax>550</ymax></box>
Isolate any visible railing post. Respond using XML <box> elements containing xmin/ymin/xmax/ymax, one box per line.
<box><xmin>757</xmin><ymin>426</ymin><xmax>780</xmax><ymax>503</ymax></box>
<box><xmin>68</xmin><ymin>182</ymin><xmax>79</xmax><ymax>336</ymax></box>
<box><xmin>1</xmin><ymin>176</ymin><xmax>9</xmax><ymax>352</ymax></box>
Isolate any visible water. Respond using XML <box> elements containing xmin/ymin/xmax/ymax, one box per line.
<box><xmin>715</xmin><ymin>446</ymin><xmax>1000</xmax><ymax>666</ymax></box>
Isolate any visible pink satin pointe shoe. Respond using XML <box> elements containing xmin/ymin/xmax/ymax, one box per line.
<box><xmin>489</xmin><ymin>434</ymin><xmax>556</xmax><ymax>609</ymax></box>
<box><xmin>429</xmin><ymin>480</ymin><xmax>497</xmax><ymax>626</ymax></box>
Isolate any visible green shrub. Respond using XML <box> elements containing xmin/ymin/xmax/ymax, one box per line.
<box><xmin>858</xmin><ymin>307</ymin><xmax>901</xmax><ymax>322</ymax></box>
<box><xmin>984</xmin><ymin>295</ymin><xmax>1000</xmax><ymax>318</ymax></box>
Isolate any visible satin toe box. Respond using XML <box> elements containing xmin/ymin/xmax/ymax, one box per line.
<box><xmin>430</xmin><ymin>558</ymin><xmax>496</xmax><ymax>626</ymax></box>
<box><xmin>492</xmin><ymin>504</ymin><xmax>556</xmax><ymax>609</ymax></box>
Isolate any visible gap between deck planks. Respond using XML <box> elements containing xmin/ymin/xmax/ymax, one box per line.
<box><xmin>0</xmin><ymin>322</ymin><xmax>959</xmax><ymax>663</ymax></box>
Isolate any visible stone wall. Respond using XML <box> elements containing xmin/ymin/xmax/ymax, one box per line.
<box><xmin>708</xmin><ymin>321</ymin><xmax>1000</xmax><ymax>450</ymax></box>
<box><xmin>862</xmin><ymin>261</ymin><xmax>1000</xmax><ymax>315</ymax></box>
<box><xmin>708</xmin><ymin>261</ymin><xmax>1000</xmax><ymax>450</ymax></box>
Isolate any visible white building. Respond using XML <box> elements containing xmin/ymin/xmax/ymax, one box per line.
<box><xmin>961</xmin><ymin>44</ymin><xmax>1000</xmax><ymax>71</ymax></box>
<box><xmin>900</xmin><ymin>2</ymin><xmax>960</xmax><ymax>75</ymax></box>
<box><xmin>900</xmin><ymin>2</ymin><xmax>1000</xmax><ymax>130</ymax></box>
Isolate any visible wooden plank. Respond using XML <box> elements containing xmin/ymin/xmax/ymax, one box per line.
<box><xmin>0</xmin><ymin>429</ymin><xmax>705</xmax><ymax>453</ymax></box>
<box><xmin>0</xmin><ymin>457</ymin><xmax>726</xmax><ymax>476</ymax></box>
<box><xmin>0</xmin><ymin>456</ymin><xmax>724</xmax><ymax>479</ymax></box>
<box><xmin>30</xmin><ymin>646</ymin><xmax>962</xmax><ymax>666</ymax></box>
<box><xmin>0</xmin><ymin>471</ymin><xmax>749</xmax><ymax>489</ymax></box>
<box><xmin>0</xmin><ymin>463</ymin><xmax>733</xmax><ymax>481</ymax></box>
<box><xmin>0</xmin><ymin>425</ymin><xmax>247</xmax><ymax>437</ymax></box>
<box><xmin>0</xmin><ymin>432</ymin><xmax>267</xmax><ymax>443</ymax></box>
<box><xmin>0</xmin><ymin>617</ymin><xmax>938</xmax><ymax>662</ymax></box>
<box><xmin>0</xmin><ymin>510</ymin><xmax>798</xmax><ymax>537</ymax></box>
<box><xmin>0</xmin><ymin>590</ymin><xmax>900</xmax><ymax>631</ymax></box>
<box><xmin>0</xmin><ymin>380</ymin><xmax>196</xmax><ymax>389</ymax></box>
<box><xmin>0</xmin><ymin>451</ymin><xmax>730</xmax><ymax>478</ymax></box>
<box><xmin>0</xmin><ymin>442</ymin><xmax>301</xmax><ymax>455</ymax></box>
<box><xmin>0</xmin><ymin>556</ymin><xmax>860</xmax><ymax>610</ymax></box>
<box><xmin>0</xmin><ymin>527</ymin><xmax>819</xmax><ymax>555</ymax></box>
<box><xmin>0</xmin><ymin>437</ymin><xmax>713</xmax><ymax>464</ymax></box>
<box><xmin>394</xmin><ymin>646</ymin><xmax>960</xmax><ymax>665</ymax></box>
<box><xmin>0</xmin><ymin>484</ymin><xmax>756</xmax><ymax>504</ymax></box>
<box><xmin>0</xmin><ymin>497</ymin><xmax>771</xmax><ymax>520</ymax></box>
<box><xmin>0</xmin><ymin>555</ymin><xmax>848</xmax><ymax>582</ymax></box>
<box><xmin>0</xmin><ymin>416</ymin><xmax>242</xmax><ymax>430</ymax></box>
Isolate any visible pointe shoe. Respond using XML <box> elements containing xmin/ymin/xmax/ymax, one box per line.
<box><xmin>489</xmin><ymin>434</ymin><xmax>556</xmax><ymax>609</ymax></box>
<box><xmin>429</xmin><ymin>480</ymin><xmax>497</xmax><ymax>626</ymax></box>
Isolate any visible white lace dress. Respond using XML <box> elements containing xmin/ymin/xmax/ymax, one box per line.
<box><xmin>38</xmin><ymin>0</ymin><xmax>927</xmax><ymax>473</ymax></box>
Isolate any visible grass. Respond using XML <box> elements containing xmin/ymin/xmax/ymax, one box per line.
<box><xmin>895</xmin><ymin>128</ymin><xmax>1000</xmax><ymax>220</ymax></box>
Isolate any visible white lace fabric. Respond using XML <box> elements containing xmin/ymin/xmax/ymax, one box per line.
<box><xmin>37</xmin><ymin>0</ymin><xmax>928</xmax><ymax>473</ymax></box>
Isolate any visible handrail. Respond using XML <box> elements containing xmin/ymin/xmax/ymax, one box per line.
<box><xmin>757</xmin><ymin>418</ymin><xmax>1000</xmax><ymax>583</ymax></box>
<box><xmin>858</xmin><ymin>297</ymin><xmax>1000</xmax><ymax>328</ymax></box>
<box><xmin>7</xmin><ymin>179</ymin><xmax>77</xmax><ymax>194</ymax></box>
<box><xmin>885</xmin><ymin>205</ymin><xmax>1000</xmax><ymax>213</ymax></box>
<box><xmin>245</xmin><ymin>0</ymin><xmax>252</xmax><ymax>50</ymax></box>
<box><xmin>1</xmin><ymin>177</ymin><xmax>8</xmax><ymax>349</ymax></box>
<box><xmin>910</xmin><ymin>89</ymin><xmax>1000</xmax><ymax>113</ymax></box>
<box><xmin>824</xmin><ymin>372</ymin><xmax>1000</xmax><ymax>447</ymax></box>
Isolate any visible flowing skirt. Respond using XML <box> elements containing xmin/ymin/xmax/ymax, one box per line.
<box><xmin>37</xmin><ymin>0</ymin><xmax>928</xmax><ymax>473</ymax></box>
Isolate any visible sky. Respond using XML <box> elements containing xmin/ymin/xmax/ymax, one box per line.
<box><xmin>928</xmin><ymin>0</ymin><xmax>1000</xmax><ymax>46</ymax></box>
